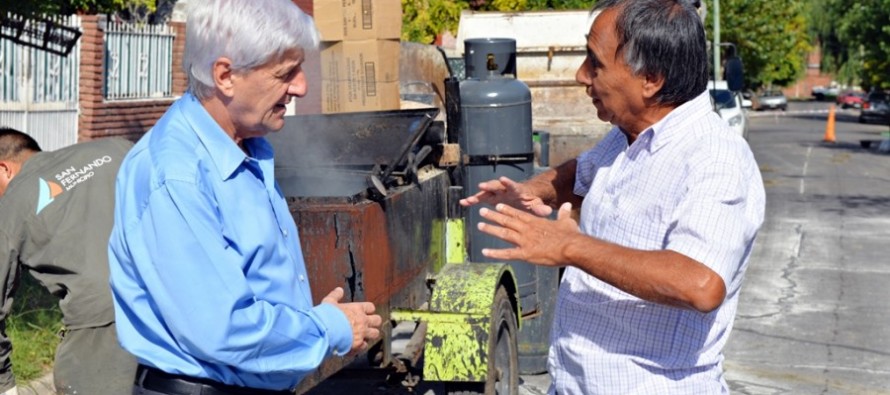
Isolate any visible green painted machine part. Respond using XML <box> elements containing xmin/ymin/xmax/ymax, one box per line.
<box><xmin>446</xmin><ymin>218</ymin><xmax>467</xmax><ymax>266</ymax></box>
<box><xmin>392</xmin><ymin>262</ymin><xmax>519</xmax><ymax>382</ymax></box>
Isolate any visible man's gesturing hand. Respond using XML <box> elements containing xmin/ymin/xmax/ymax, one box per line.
<box><xmin>322</xmin><ymin>287</ymin><xmax>383</xmax><ymax>354</ymax></box>
<box><xmin>460</xmin><ymin>177</ymin><xmax>553</xmax><ymax>217</ymax></box>
<box><xmin>478</xmin><ymin>202</ymin><xmax>580</xmax><ymax>266</ymax></box>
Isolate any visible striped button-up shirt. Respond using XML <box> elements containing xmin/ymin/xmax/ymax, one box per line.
<box><xmin>548</xmin><ymin>91</ymin><xmax>765</xmax><ymax>394</ymax></box>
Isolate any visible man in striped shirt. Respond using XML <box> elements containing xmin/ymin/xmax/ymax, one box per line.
<box><xmin>461</xmin><ymin>0</ymin><xmax>765</xmax><ymax>393</ymax></box>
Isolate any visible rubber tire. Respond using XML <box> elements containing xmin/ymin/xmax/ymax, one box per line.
<box><xmin>445</xmin><ymin>286</ymin><xmax>519</xmax><ymax>395</ymax></box>
<box><xmin>487</xmin><ymin>286</ymin><xmax>519</xmax><ymax>395</ymax></box>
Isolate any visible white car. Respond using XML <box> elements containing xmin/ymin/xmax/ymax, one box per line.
<box><xmin>709</xmin><ymin>80</ymin><xmax>749</xmax><ymax>139</ymax></box>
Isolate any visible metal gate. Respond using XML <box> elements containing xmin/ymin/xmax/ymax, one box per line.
<box><xmin>0</xmin><ymin>14</ymin><xmax>82</xmax><ymax>152</ymax></box>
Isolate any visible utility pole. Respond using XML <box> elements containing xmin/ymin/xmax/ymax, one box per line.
<box><xmin>713</xmin><ymin>0</ymin><xmax>720</xmax><ymax>81</ymax></box>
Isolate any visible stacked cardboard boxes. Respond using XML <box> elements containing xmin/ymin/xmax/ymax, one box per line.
<box><xmin>294</xmin><ymin>0</ymin><xmax>402</xmax><ymax>114</ymax></box>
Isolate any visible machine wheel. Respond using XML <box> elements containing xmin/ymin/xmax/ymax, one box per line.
<box><xmin>445</xmin><ymin>286</ymin><xmax>519</xmax><ymax>395</ymax></box>
<box><xmin>487</xmin><ymin>286</ymin><xmax>519</xmax><ymax>394</ymax></box>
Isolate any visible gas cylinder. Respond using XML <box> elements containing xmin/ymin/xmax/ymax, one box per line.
<box><xmin>459</xmin><ymin>38</ymin><xmax>535</xmax><ymax>299</ymax></box>
<box><xmin>457</xmin><ymin>37</ymin><xmax>558</xmax><ymax>375</ymax></box>
<box><xmin>460</xmin><ymin>38</ymin><xmax>532</xmax><ymax>260</ymax></box>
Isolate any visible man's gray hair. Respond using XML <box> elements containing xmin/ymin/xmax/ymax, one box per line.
<box><xmin>183</xmin><ymin>0</ymin><xmax>320</xmax><ymax>100</ymax></box>
<box><xmin>593</xmin><ymin>0</ymin><xmax>709</xmax><ymax>106</ymax></box>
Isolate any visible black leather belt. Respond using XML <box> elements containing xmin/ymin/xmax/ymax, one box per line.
<box><xmin>135</xmin><ymin>365</ymin><xmax>293</xmax><ymax>395</ymax></box>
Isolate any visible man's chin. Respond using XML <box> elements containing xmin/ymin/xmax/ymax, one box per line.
<box><xmin>265</xmin><ymin>117</ymin><xmax>287</xmax><ymax>133</ymax></box>
<box><xmin>274</xmin><ymin>120</ymin><xmax>287</xmax><ymax>132</ymax></box>
<box><xmin>593</xmin><ymin>105</ymin><xmax>610</xmax><ymax>123</ymax></box>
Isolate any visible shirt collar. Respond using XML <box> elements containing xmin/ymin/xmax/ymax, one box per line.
<box><xmin>639</xmin><ymin>90</ymin><xmax>714</xmax><ymax>153</ymax></box>
<box><xmin>178</xmin><ymin>92</ymin><xmax>268</xmax><ymax>180</ymax></box>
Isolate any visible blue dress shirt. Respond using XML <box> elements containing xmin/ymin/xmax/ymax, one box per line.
<box><xmin>108</xmin><ymin>93</ymin><xmax>352</xmax><ymax>390</ymax></box>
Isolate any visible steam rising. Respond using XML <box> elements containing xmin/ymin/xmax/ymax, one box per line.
<box><xmin>266</xmin><ymin>109</ymin><xmax>437</xmax><ymax>198</ymax></box>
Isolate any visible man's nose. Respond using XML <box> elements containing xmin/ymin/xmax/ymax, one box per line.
<box><xmin>576</xmin><ymin>59</ymin><xmax>592</xmax><ymax>86</ymax></box>
<box><xmin>288</xmin><ymin>70</ymin><xmax>307</xmax><ymax>97</ymax></box>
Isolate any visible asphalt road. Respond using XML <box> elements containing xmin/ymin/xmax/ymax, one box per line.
<box><xmin>724</xmin><ymin>103</ymin><xmax>890</xmax><ymax>394</ymax></box>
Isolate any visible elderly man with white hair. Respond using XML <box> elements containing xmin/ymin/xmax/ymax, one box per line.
<box><xmin>108</xmin><ymin>1</ymin><xmax>382</xmax><ymax>394</ymax></box>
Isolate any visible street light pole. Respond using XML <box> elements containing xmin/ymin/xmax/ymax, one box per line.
<box><xmin>713</xmin><ymin>0</ymin><xmax>720</xmax><ymax>81</ymax></box>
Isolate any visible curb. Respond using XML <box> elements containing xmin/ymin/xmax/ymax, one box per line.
<box><xmin>745</xmin><ymin>109</ymin><xmax>829</xmax><ymax>118</ymax></box>
<box><xmin>17</xmin><ymin>374</ymin><xmax>54</xmax><ymax>395</ymax></box>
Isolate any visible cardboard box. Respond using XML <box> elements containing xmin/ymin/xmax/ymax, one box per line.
<box><xmin>294</xmin><ymin>40</ymin><xmax>400</xmax><ymax>114</ymax></box>
<box><xmin>313</xmin><ymin>0</ymin><xmax>402</xmax><ymax>41</ymax></box>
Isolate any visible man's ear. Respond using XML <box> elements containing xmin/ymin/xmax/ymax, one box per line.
<box><xmin>0</xmin><ymin>161</ymin><xmax>12</xmax><ymax>178</ymax></box>
<box><xmin>0</xmin><ymin>160</ymin><xmax>15</xmax><ymax>186</ymax></box>
<box><xmin>642</xmin><ymin>73</ymin><xmax>665</xmax><ymax>100</ymax></box>
<box><xmin>212</xmin><ymin>57</ymin><xmax>236</xmax><ymax>98</ymax></box>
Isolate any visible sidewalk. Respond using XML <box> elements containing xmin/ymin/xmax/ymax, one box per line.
<box><xmin>17</xmin><ymin>374</ymin><xmax>53</xmax><ymax>395</ymax></box>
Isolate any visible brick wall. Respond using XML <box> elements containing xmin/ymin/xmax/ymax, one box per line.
<box><xmin>77</xmin><ymin>16</ymin><xmax>187</xmax><ymax>142</ymax></box>
<box><xmin>782</xmin><ymin>42</ymin><xmax>835</xmax><ymax>99</ymax></box>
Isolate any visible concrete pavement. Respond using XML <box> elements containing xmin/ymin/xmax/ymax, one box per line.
<box><xmin>18</xmin><ymin>374</ymin><xmax>53</xmax><ymax>395</ymax></box>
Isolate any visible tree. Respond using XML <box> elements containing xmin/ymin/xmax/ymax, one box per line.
<box><xmin>809</xmin><ymin>0</ymin><xmax>890</xmax><ymax>91</ymax></box>
<box><xmin>4</xmin><ymin>1</ymin><xmax>123</xmax><ymax>16</ymax></box>
<box><xmin>831</xmin><ymin>0</ymin><xmax>890</xmax><ymax>90</ymax></box>
<box><xmin>2</xmin><ymin>0</ymin><xmax>167</xmax><ymax>22</ymax></box>
<box><xmin>402</xmin><ymin>0</ymin><xmax>470</xmax><ymax>44</ymax></box>
<box><xmin>401</xmin><ymin>0</ymin><xmax>593</xmax><ymax>44</ymax></box>
<box><xmin>707</xmin><ymin>0</ymin><xmax>811</xmax><ymax>90</ymax></box>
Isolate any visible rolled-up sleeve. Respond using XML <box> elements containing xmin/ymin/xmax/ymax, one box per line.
<box><xmin>666</xmin><ymin>146</ymin><xmax>765</xmax><ymax>284</ymax></box>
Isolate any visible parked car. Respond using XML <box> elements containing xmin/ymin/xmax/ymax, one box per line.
<box><xmin>709</xmin><ymin>80</ymin><xmax>749</xmax><ymax>139</ymax></box>
<box><xmin>812</xmin><ymin>85</ymin><xmax>839</xmax><ymax>101</ymax></box>
<box><xmin>836</xmin><ymin>91</ymin><xmax>865</xmax><ymax>109</ymax></box>
<box><xmin>858</xmin><ymin>91</ymin><xmax>890</xmax><ymax>124</ymax></box>
<box><xmin>752</xmin><ymin>90</ymin><xmax>788</xmax><ymax>111</ymax></box>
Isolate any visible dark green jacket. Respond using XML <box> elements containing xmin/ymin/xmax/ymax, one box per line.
<box><xmin>0</xmin><ymin>138</ymin><xmax>132</xmax><ymax>391</ymax></box>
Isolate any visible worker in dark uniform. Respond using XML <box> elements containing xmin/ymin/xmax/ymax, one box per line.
<box><xmin>0</xmin><ymin>128</ymin><xmax>137</xmax><ymax>395</ymax></box>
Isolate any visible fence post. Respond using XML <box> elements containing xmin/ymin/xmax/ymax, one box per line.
<box><xmin>78</xmin><ymin>14</ymin><xmax>105</xmax><ymax>142</ymax></box>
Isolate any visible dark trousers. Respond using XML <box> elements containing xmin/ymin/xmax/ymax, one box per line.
<box><xmin>54</xmin><ymin>323</ymin><xmax>138</xmax><ymax>395</ymax></box>
<box><xmin>132</xmin><ymin>365</ymin><xmax>294</xmax><ymax>395</ymax></box>
<box><xmin>132</xmin><ymin>385</ymin><xmax>172</xmax><ymax>395</ymax></box>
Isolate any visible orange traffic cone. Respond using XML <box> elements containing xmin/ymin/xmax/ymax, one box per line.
<box><xmin>823</xmin><ymin>105</ymin><xmax>837</xmax><ymax>143</ymax></box>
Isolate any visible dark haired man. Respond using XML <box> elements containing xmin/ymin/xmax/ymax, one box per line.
<box><xmin>460</xmin><ymin>0</ymin><xmax>765</xmax><ymax>393</ymax></box>
<box><xmin>0</xmin><ymin>128</ymin><xmax>136</xmax><ymax>395</ymax></box>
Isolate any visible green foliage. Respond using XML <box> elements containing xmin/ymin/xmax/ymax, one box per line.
<box><xmin>402</xmin><ymin>0</ymin><xmax>470</xmax><ymax>44</ymax></box>
<box><xmin>7</xmin><ymin>273</ymin><xmax>62</xmax><ymax>383</ymax></box>
<box><xmin>809</xmin><ymin>0</ymin><xmax>855</xmax><ymax>86</ymax></box>
<box><xmin>401</xmin><ymin>0</ymin><xmax>594</xmax><ymax>43</ymax></box>
<box><xmin>3</xmin><ymin>0</ymin><xmax>156</xmax><ymax>17</ymax></box>
<box><xmin>809</xmin><ymin>0</ymin><xmax>890</xmax><ymax>90</ymax></box>
<box><xmin>835</xmin><ymin>1</ymin><xmax>890</xmax><ymax>90</ymax></box>
<box><xmin>706</xmin><ymin>0</ymin><xmax>811</xmax><ymax>90</ymax></box>
<box><xmin>492</xmin><ymin>0</ymin><xmax>594</xmax><ymax>9</ymax></box>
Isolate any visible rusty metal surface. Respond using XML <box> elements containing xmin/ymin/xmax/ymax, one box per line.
<box><xmin>289</xmin><ymin>172</ymin><xmax>449</xmax><ymax>307</ymax></box>
<box><xmin>285</xmin><ymin>168</ymin><xmax>452</xmax><ymax>390</ymax></box>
